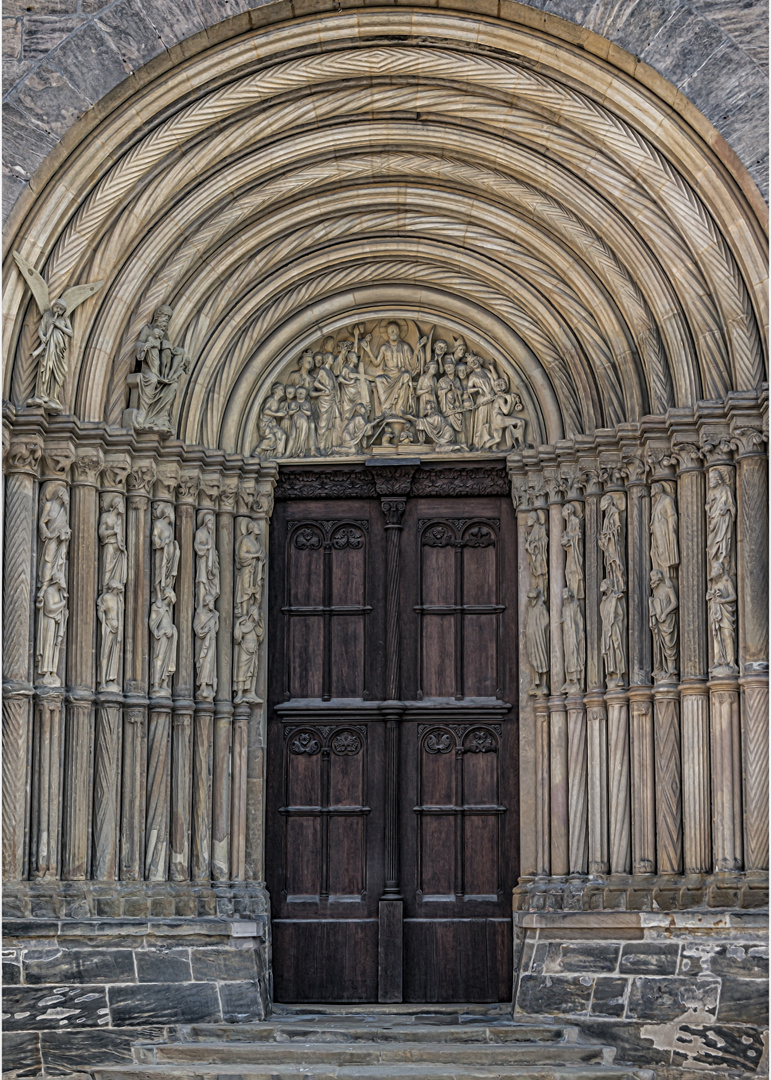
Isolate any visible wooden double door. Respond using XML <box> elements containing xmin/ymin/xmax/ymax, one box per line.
<box><xmin>266</xmin><ymin>483</ymin><xmax>519</xmax><ymax>1003</ymax></box>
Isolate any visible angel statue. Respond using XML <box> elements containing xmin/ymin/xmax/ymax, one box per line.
<box><xmin>13</xmin><ymin>251</ymin><xmax>104</xmax><ymax>414</ymax></box>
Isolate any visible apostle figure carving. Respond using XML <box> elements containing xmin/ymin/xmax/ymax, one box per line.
<box><xmin>526</xmin><ymin>588</ymin><xmax>550</xmax><ymax>695</ymax></box>
<box><xmin>97</xmin><ymin>494</ymin><xmax>127</xmax><ymax>692</ymax></box>
<box><xmin>234</xmin><ymin>520</ymin><xmax>265</xmax><ymax>703</ymax></box>
<box><xmin>131</xmin><ymin>306</ymin><xmax>190</xmax><ymax>435</ymax></box>
<box><xmin>524</xmin><ymin>508</ymin><xmax>548</xmax><ymax>593</ymax></box>
<box><xmin>600</xmin><ymin>578</ymin><xmax>626</xmax><ymax>688</ymax></box>
<box><xmin>707</xmin><ymin>559</ymin><xmax>737</xmax><ymax>674</ymax></box>
<box><xmin>561</xmin><ymin>587</ymin><xmax>585</xmax><ymax>692</ymax></box>
<box><xmin>253</xmin><ymin>319</ymin><xmax>527</xmax><ymax>458</ymax></box>
<box><xmin>13</xmin><ymin>251</ymin><xmax>104</xmax><ymax>414</ymax></box>
<box><xmin>194</xmin><ymin>511</ymin><xmax>220</xmax><ymax>701</ymax></box>
<box><xmin>650</xmin><ymin>482</ymin><xmax>679</xmax><ymax>574</ymax></box>
<box><xmin>599</xmin><ymin>492</ymin><xmax>624</xmax><ymax>591</ymax></box>
<box><xmin>150</xmin><ymin>502</ymin><xmax>180</xmax><ymax>694</ymax></box>
<box><xmin>706</xmin><ymin>467</ymin><xmax>736</xmax><ymax>572</ymax></box>
<box><xmin>649</xmin><ymin>570</ymin><xmax>678</xmax><ymax>681</ymax></box>
<box><xmin>560</xmin><ymin>502</ymin><xmax>584</xmax><ymax>599</ymax></box>
<box><xmin>36</xmin><ymin>484</ymin><xmax>71</xmax><ymax>685</ymax></box>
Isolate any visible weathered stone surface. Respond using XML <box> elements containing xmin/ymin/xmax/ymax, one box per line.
<box><xmin>11</xmin><ymin>65</ymin><xmax>90</xmax><ymax>137</ymax></box>
<box><xmin>554</xmin><ymin>942</ymin><xmax>620</xmax><ymax>974</ymax></box>
<box><xmin>590</xmin><ymin>977</ymin><xmax>628</xmax><ymax>1017</ymax></box>
<box><xmin>190</xmin><ymin>945</ymin><xmax>259</xmax><ymax>982</ymax></box>
<box><xmin>717</xmin><ymin>977</ymin><xmax>769</xmax><ymax>1025</ymax></box>
<box><xmin>671</xmin><ymin>1021</ymin><xmax>766</xmax><ymax>1073</ymax></box>
<box><xmin>218</xmin><ymin>979</ymin><xmax>266</xmax><ymax>1023</ymax></box>
<box><xmin>93</xmin><ymin>1</ymin><xmax>164</xmax><ymax>72</ymax></box>
<box><xmin>581</xmin><ymin>1018</ymin><xmax>671</xmax><ymax>1066</ymax></box>
<box><xmin>40</xmin><ymin>1026</ymin><xmax>165</xmax><ymax>1069</ymax></box>
<box><xmin>680</xmin><ymin>942</ymin><xmax>769</xmax><ymax>978</ymax></box>
<box><xmin>135</xmin><ymin>947</ymin><xmax>192</xmax><ymax>983</ymax></box>
<box><xmin>23</xmin><ymin>946</ymin><xmax>136</xmax><ymax>984</ymax></box>
<box><xmin>3</xmin><ymin>1030</ymin><xmax>41</xmax><ymax>1075</ymax></box>
<box><xmin>2</xmin><ymin>984</ymin><xmax>109</xmax><ymax>1030</ymax></box>
<box><xmin>619</xmin><ymin>942</ymin><xmax>680</xmax><ymax>975</ymax></box>
<box><xmin>21</xmin><ymin>15</ymin><xmax>84</xmax><ymax>57</ymax></box>
<box><xmin>626</xmin><ymin>975</ymin><xmax>719</xmax><ymax>1021</ymax></box>
<box><xmin>516</xmin><ymin>974</ymin><xmax>593</xmax><ymax>1015</ymax></box>
<box><xmin>108</xmin><ymin>981</ymin><xmax>221</xmax><ymax>1026</ymax></box>
<box><xmin>48</xmin><ymin>19</ymin><xmax>127</xmax><ymax>102</ymax></box>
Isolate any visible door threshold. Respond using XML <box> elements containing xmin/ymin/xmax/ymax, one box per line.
<box><xmin>272</xmin><ymin>1003</ymin><xmax>514</xmax><ymax>1015</ymax></box>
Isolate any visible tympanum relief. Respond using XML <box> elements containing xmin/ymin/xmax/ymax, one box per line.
<box><xmin>13</xmin><ymin>251</ymin><xmax>103</xmax><ymax>414</ymax></box>
<box><xmin>253</xmin><ymin>321</ymin><xmax>527</xmax><ymax>460</ymax></box>
<box><xmin>150</xmin><ymin>502</ymin><xmax>180</xmax><ymax>694</ymax></box>
<box><xmin>36</xmin><ymin>483</ymin><xmax>71</xmax><ymax>685</ymax></box>
<box><xmin>125</xmin><ymin>306</ymin><xmax>190</xmax><ymax>435</ymax></box>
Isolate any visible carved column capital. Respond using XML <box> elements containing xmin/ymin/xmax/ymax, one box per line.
<box><xmin>126</xmin><ymin>461</ymin><xmax>156</xmax><ymax>497</ymax></box>
<box><xmin>101</xmin><ymin>454</ymin><xmax>131</xmax><ymax>492</ymax></box>
<box><xmin>509</xmin><ymin>474</ymin><xmax>529</xmax><ymax>510</ymax></box>
<box><xmin>252</xmin><ymin>480</ymin><xmax>275</xmax><ymax>520</ymax></box>
<box><xmin>219</xmin><ymin>479</ymin><xmax>239</xmax><ymax>513</ymax></box>
<box><xmin>4</xmin><ymin>435</ymin><xmax>42</xmax><ymax>475</ymax></box>
<box><xmin>72</xmin><ymin>447</ymin><xmax>104</xmax><ymax>487</ymax></box>
<box><xmin>622</xmin><ymin>451</ymin><xmax>649</xmax><ymax>487</ymax></box>
<box><xmin>670</xmin><ymin>440</ymin><xmax>703</xmax><ymax>474</ymax></box>
<box><xmin>176</xmin><ymin>469</ymin><xmax>201</xmax><ymax>504</ymax></box>
<box><xmin>41</xmin><ymin>445</ymin><xmax>76</xmax><ymax>481</ymax></box>
<box><xmin>598</xmin><ymin>462</ymin><xmax>627</xmax><ymax>490</ymax></box>
<box><xmin>199</xmin><ymin>474</ymin><xmax>221</xmax><ymax>508</ymax></box>
<box><xmin>578</xmin><ymin>463</ymin><xmax>602</xmax><ymax>496</ymax></box>
<box><xmin>153</xmin><ymin>462</ymin><xmax>180</xmax><ymax>501</ymax></box>
<box><xmin>380</xmin><ymin>497</ymin><xmax>407</xmax><ymax>527</ymax></box>
<box><xmin>700</xmin><ymin>430</ymin><xmax>734</xmax><ymax>466</ymax></box>
<box><xmin>731</xmin><ymin>425</ymin><xmax>768</xmax><ymax>459</ymax></box>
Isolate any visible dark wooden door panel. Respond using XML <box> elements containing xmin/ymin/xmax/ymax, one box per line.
<box><xmin>267</xmin><ymin>484</ymin><xmax>518</xmax><ymax>1003</ymax></box>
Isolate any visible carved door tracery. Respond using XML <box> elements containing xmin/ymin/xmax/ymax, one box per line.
<box><xmin>267</xmin><ymin>485</ymin><xmax>518</xmax><ymax>1004</ymax></box>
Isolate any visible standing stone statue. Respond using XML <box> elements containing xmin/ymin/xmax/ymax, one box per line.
<box><xmin>649</xmin><ymin>570</ymin><xmax>678</xmax><ymax>681</ymax></box>
<box><xmin>13</xmin><ymin>251</ymin><xmax>104</xmax><ymax>414</ymax></box>
<box><xmin>707</xmin><ymin>559</ymin><xmax>737</xmax><ymax>674</ymax></box>
<box><xmin>194</xmin><ymin>511</ymin><xmax>220</xmax><ymax>701</ymax></box>
<box><xmin>706</xmin><ymin>467</ymin><xmax>736</xmax><ymax>571</ymax></box>
<box><xmin>525</xmin><ymin>508</ymin><xmax>549</xmax><ymax>592</ymax></box>
<box><xmin>36</xmin><ymin>484</ymin><xmax>71</xmax><ymax>685</ymax></box>
<box><xmin>560</xmin><ymin>502</ymin><xmax>584</xmax><ymax>598</ymax></box>
<box><xmin>97</xmin><ymin>493</ymin><xmax>127</xmax><ymax>692</ymax></box>
<box><xmin>600</xmin><ymin>578</ymin><xmax>626</xmax><ymax>688</ymax></box>
<box><xmin>599</xmin><ymin>493</ymin><xmax>624</xmax><ymax>591</ymax></box>
<box><xmin>650</xmin><ymin>482</ymin><xmax>679</xmax><ymax>574</ymax></box>
<box><xmin>234</xmin><ymin>520</ymin><xmax>265</xmax><ymax>703</ymax></box>
<box><xmin>150</xmin><ymin>502</ymin><xmax>180</xmax><ymax>694</ymax></box>
<box><xmin>526</xmin><ymin>588</ymin><xmax>550</xmax><ymax>695</ymax></box>
<box><xmin>130</xmin><ymin>306</ymin><xmax>190</xmax><ymax>435</ymax></box>
<box><xmin>561</xmin><ymin>587</ymin><xmax>585</xmax><ymax>692</ymax></box>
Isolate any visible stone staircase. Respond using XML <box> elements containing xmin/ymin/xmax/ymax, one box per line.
<box><xmin>91</xmin><ymin>1004</ymin><xmax>655</xmax><ymax>1079</ymax></box>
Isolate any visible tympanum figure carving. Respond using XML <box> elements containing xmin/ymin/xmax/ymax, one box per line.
<box><xmin>97</xmin><ymin>493</ymin><xmax>127</xmax><ymax>691</ymax></box>
<box><xmin>35</xmin><ymin>484</ymin><xmax>71</xmax><ymax>685</ymax></box>
<box><xmin>129</xmin><ymin>306</ymin><xmax>190</xmax><ymax>435</ymax></box>
<box><xmin>194</xmin><ymin>511</ymin><xmax>220</xmax><ymax>701</ymax></box>
<box><xmin>13</xmin><ymin>251</ymin><xmax>104</xmax><ymax>414</ymax></box>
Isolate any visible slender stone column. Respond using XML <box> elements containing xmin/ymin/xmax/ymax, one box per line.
<box><xmin>732</xmin><ymin>425</ymin><xmax>769</xmax><ymax>870</ymax></box>
<box><xmin>2</xmin><ymin>435</ymin><xmax>42</xmax><ymax>880</ymax></box>
<box><xmin>192</xmin><ymin>475</ymin><xmax>220</xmax><ymax>881</ymax></box>
<box><xmin>703</xmin><ymin>434</ymin><xmax>742</xmax><ymax>872</ymax></box>
<box><xmin>672</xmin><ymin>439</ymin><xmax>711</xmax><ymax>874</ymax></box>
<box><xmin>567</xmin><ymin>694</ymin><xmax>587</xmax><ymax>874</ymax></box>
<box><xmin>561</xmin><ymin>478</ymin><xmax>587</xmax><ymax>876</ymax></box>
<box><xmin>121</xmin><ymin>461</ymin><xmax>155</xmax><ymax>880</ymax></box>
<box><xmin>547</xmin><ymin>478</ymin><xmax>568</xmax><ymax>876</ymax></box>
<box><xmin>30</xmin><ymin>445</ymin><xmax>75</xmax><ymax>879</ymax></box>
<box><xmin>170</xmin><ymin>469</ymin><xmax>199</xmax><ymax>881</ymax></box>
<box><xmin>607</xmin><ymin>690</ymin><xmax>631</xmax><ymax>873</ymax></box>
<box><xmin>534</xmin><ymin>698</ymin><xmax>551</xmax><ymax>877</ymax></box>
<box><xmin>511</xmin><ymin>474</ymin><xmax>536</xmax><ymax>878</ymax></box>
<box><xmin>244</xmin><ymin>470</ymin><xmax>276</xmax><ymax>883</ymax></box>
<box><xmin>213</xmin><ymin>477</ymin><xmax>238</xmax><ymax>880</ymax></box>
<box><xmin>581</xmin><ymin>465</ymin><xmax>608</xmax><ymax>874</ymax></box>
<box><xmin>624</xmin><ymin>451</ymin><xmax>655</xmax><ymax>874</ymax></box>
<box><xmin>654</xmin><ymin>686</ymin><xmax>682</xmax><ymax>873</ymax></box>
<box><xmin>61</xmin><ymin>446</ymin><xmax>103</xmax><ymax>880</ymax></box>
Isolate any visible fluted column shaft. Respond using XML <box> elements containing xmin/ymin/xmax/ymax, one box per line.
<box><xmin>3</xmin><ymin>437</ymin><xmax>41</xmax><ymax>880</ymax></box>
<box><xmin>62</xmin><ymin>448</ymin><xmax>102</xmax><ymax>879</ymax></box>
<box><xmin>675</xmin><ymin>443</ymin><xmax>711</xmax><ymax>874</ymax></box>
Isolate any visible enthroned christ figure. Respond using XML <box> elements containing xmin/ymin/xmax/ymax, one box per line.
<box><xmin>361</xmin><ymin>321</ymin><xmax>425</xmax><ymax>416</ymax></box>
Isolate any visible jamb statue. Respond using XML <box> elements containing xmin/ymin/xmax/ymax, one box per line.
<box><xmin>13</xmin><ymin>251</ymin><xmax>104</xmax><ymax>414</ymax></box>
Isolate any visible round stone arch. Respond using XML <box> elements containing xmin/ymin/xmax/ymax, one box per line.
<box><xmin>1</xmin><ymin>1</ymin><xmax>768</xmax><ymax>1066</ymax></box>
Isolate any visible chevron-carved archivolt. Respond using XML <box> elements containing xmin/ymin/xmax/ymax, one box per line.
<box><xmin>3</xmin><ymin>10</ymin><xmax>767</xmax><ymax>454</ymax></box>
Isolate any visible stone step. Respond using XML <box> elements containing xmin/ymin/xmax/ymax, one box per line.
<box><xmin>171</xmin><ymin>1022</ymin><xmax>571</xmax><ymax>1044</ymax></box>
<box><xmin>137</xmin><ymin>1040</ymin><xmax>607</xmax><ymax>1066</ymax></box>
<box><xmin>93</xmin><ymin>1066</ymin><xmax>652</xmax><ymax>1080</ymax></box>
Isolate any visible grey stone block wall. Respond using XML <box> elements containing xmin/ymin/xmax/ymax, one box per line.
<box><xmin>1</xmin><ymin>913</ymin><xmax>272</xmax><ymax>1075</ymax></box>
<box><xmin>1</xmin><ymin>0</ymin><xmax>768</xmax><ymax>221</ymax></box>
<box><xmin>514</xmin><ymin>910</ymin><xmax>769</xmax><ymax>1074</ymax></box>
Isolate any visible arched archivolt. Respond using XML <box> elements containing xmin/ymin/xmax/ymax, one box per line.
<box><xmin>3</xmin><ymin>7</ymin><xmax>767</xmax><ymax>453</ymax></box>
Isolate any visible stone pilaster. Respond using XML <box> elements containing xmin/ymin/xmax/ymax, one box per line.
<box><xmin>121</xmin><ymin>460</ymin><xmax>154</xmax><ymax>881</ymax></box>
<box><xmin>61</xmin><ymin>446</ymin><xmax>103</xmax><ymax>880</ymax></box>
<box><xmin>3</xmin><ymin>436</ymin><xmax>42</xmax><ymax>880</ymax></box>
<box><xmin>672</xmin><ymin>438</ymin><xmax>711</xmax><ymax>874</ymax></box>
<box><xmin>731</xmin><ymin>423</ymin><xmax>769</xmax><ymax>871</ymax></box>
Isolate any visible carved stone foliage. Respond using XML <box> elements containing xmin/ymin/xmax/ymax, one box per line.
<box><xmin>274</xmin><ymin>463</ymin><xmax>510</xmax><ymax>500</ymax></box>
<box><xmin>35</xmin><ymin>482</ymin><xmax>70</xmax><ymax>685</ymax></box>
<box><xmin>149</xmin><ymin>502</ymin><xmax>179</xmax><ymax>695</ymax></box>
<box><xmin>13</xmin><ymin>251</ymin><xmax>103</xmax><ymax>414</ymax></box>
<box><xmin>233</xmin><ymin>519</ymin><xmax>265</xmax><ymax>704</ymax></box>
<box><xmin>706</xmin><ymin>467</ymin><xmax>738</xmax><ymax>676</ymax></box>
<box><xmin>194</xmin><ymin>510</ymin><xmax>220</xmax><ymax>702</ymax></box>
<box><xmin>253</xmin><ymin>320</ymin><xmax>527</xmax><ymax>460</ymax></box>
<box><xmin>125</xmin><ymin>306</ymin><xmax>190</xmax><ymax>435</ymax></box>
<box><xmin>97</xmin><ymin>493</ymin><xmax>127</xmax><ymax>693</ymax></box>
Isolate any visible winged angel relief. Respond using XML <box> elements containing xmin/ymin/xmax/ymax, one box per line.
<box><xmin>254</xmin><ymin>319</ymin><xmax>528</xmax><ymax>459</ymax></box>
<box><xmin>13</xmin><ymin>251</ymin><xmax>104</xmax><ymax>414</ymax></box>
